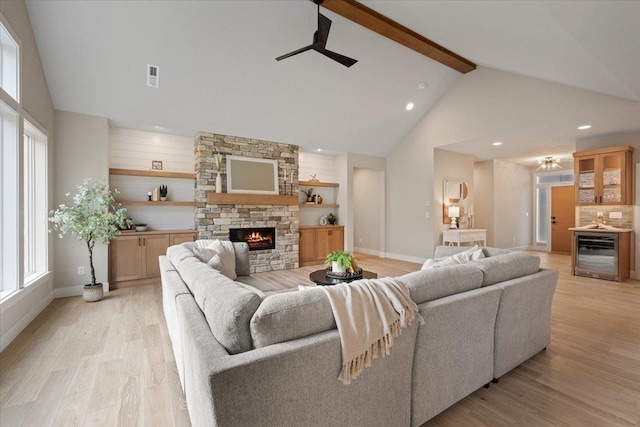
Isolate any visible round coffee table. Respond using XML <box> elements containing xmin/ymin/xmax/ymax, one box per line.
<box><xmin>309</xmin><ymin>269</ymin><xmax>378</xmax><ymax>286</ymax></box>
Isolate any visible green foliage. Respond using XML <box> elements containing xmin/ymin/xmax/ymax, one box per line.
<box><xmin>214</xmin><ymin>153</ymin><xmax>223</xmax><ymax>171</ymax></box>
<box><xmin>49</xmin><ymin>179</ymin><xmax>131</xmax><ymax>286</ymax></box>
<box><xmin>301</xmin><ymin>188</ymin><xmax>314</xmax><ymax>198</ymax></box>
<box><xmin>324</xmin><ymin>250</ymin><xmax>354</xmax><ymax>271</ymax></box>
<box><xmin>327</xmin><ymin>212</ymin><xmax>337</xmax><ymax>224</ymax></box>
<box><xmin>159</xmin><ymin>185</ymin><xmax>168</xmax><ymax>197</ymax></box>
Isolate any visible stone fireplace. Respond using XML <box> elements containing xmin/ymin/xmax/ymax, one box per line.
<box><xmin>194</xmin><ymin>132</ymin><xmax>299</xmax><ymax>272</ymax></box>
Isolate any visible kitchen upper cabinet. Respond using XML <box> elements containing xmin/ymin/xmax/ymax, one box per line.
<box><xmin>574</xmin><ymin>146</ymin><xmax>633</xmax><ymax>206</ymax></box>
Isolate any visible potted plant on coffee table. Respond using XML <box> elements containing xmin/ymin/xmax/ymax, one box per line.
<box><xmin>49</xmin><ymin>179</ymin><xmax>131</xmax><ymax>302</ymax></box>
<box><xmin>324</xmin><ymin>250</ymin><xmax>356</xmax><ymax>274</ymax></box>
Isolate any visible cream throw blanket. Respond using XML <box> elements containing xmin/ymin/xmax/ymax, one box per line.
<box><xmin>322</xmin><ymin>277</ymin><xmax>422</xmax><ymax>385</ymax></box>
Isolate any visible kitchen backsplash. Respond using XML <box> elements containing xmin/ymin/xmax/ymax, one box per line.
<box><xmin>578</xmin><ymin>205</ymin><xmax>633</xmax><ymax>228</ymax></box>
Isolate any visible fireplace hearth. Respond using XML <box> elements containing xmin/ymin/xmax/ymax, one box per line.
<box><xmin>229</xmin><ymin>227</ymin><xmax>276</xmax><ymax>251</ymax></box>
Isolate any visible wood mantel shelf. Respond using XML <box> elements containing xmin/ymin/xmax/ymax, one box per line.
<box><xmin>207</xmin><ymin>193</ymin><xmax>298</xmax><ymax>205</ymax></box>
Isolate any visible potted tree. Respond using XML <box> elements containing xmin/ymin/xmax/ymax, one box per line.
<box><xmin>324</xmin><ymin>250</ymin><xmax>356</xmax><ymax>274</ymax></box>
<box><xmin>49</xmin><ymin>179</ymin><xmax>131</xmax><ymax>302</ymax></box>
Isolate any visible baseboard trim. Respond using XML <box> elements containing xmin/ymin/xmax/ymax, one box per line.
<box><xmin>384</xmin><ymin>252</ymin><xmax>426</xmax><ymax>264</ymax></box>
<box><xmin>353</xmin><ymin>247</ymin><xmax>384</xmax><ymax>257</ymax></box>
<box><xmin>0</xmin><ymin>290</ymin><xmax>54</xmax><ymax>352</ymax></box>
<box><xmin>54</xmin><ymin>282</ymin><xmax>110</xmax><ymax>298</ymax></box>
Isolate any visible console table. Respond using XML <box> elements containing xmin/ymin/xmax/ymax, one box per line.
<box><xmin>442</xmin><ymin>229</ymin><xmax>487</xmax><ymax>247</ymax></box>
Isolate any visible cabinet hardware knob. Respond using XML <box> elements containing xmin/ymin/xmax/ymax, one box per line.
<box><xmin>138</xmin><ymin>237</ymin><xmax>141</xmax><ymax>246</ymax></box>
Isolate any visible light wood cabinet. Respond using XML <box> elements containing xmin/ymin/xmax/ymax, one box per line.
<box><xmin>299</xmin><ymin>226</ymin><xmax>344</xmax><ymax>266</ymax></box>
<box><xmin>574</xmin><ymin>146</ymin><xmax>633</xmax><ymax>205</ymax></box>
<box><xmin>109</xmin><ymin>230</ymin><xmax>197</xmax><ymax>288</ymax></box>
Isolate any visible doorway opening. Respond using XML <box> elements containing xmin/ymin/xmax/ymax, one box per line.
<box><xmin>534</xmin><ymin>172</ymin><xmax>575</xmax><ymax>252</ymax></box>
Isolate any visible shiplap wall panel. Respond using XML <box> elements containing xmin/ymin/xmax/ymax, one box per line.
<box><xmin>110</xmin><ymin>128</ymin><xmax>195</xmax><ymax>230</ymax></box>
<box><xmin>299</xmin><ymin>152</ymin><xmax>335</xmax><ymax>182</ymax></box>
<box><xmin>121</xmin><ymin>206</ymin><xmax>196</xmax><ymax>231</ymax></box>
<box><xmin>109</xmin><ymin>127</ymin><xmax>194</xmax><ymax>172</ymax></box>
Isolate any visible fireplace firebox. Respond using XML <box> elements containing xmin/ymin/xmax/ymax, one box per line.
<box><xmin>229</xmin><ymin>227</ymin><xmax>276</xmax><ymax>251</ymax></box>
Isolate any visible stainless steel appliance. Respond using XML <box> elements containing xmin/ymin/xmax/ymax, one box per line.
<box><xmin>573</xmin><ymin>231</ymin><xmax>618</xmax><ymax>281</ymax></box>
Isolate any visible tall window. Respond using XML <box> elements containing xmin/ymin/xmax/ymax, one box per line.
<box><xmin>0</xmin><ymin>100</ymin><xmax>19</xmax><ymax>298</ymax></box>
<box><xmin>23</xmin><ymin>121</ymin><xmax>47</xmax><ymax>283</ymax></box>
<box><xmin>1</xmin><ymin>21</ymin><xmax>19</xmax><ymax>102</ymax></box>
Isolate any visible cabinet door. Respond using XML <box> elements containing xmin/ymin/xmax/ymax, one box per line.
<box><xmin>142</xmin><ymin>234</ymin><xmax>170</xmax><ymax>278</ymax></box>
<box><xmin>110</xmin><ymin>235</ymin><xmax>142</xmax><ymax>282</ymax></box>
<box><xmin>600</xmin><ymin>152</ymin><xmax>625</xmax><ymax>205</ymax></box>
<box><xmin>299</xmin><ymin>229</ymin><xmax>317</xmax><ymax>264</ymax></box>
<box><xmin>316</xmin><ymin>229</ymin><xmax>333</xmax><ymax>261</ymax></box>
<box><xmin>576</xmin><ymin>156</ymin><xmax>597</xmax><ymax>205</ymax></box>
<box><xmin>329</xmin><ymin>227</ymin><xmax>344</xmax><ymax>252</ymax></box>
<box><xmin>170</xmin><ymin>232</ymin><xmax>197</xmax><ymax>246</ymax></box>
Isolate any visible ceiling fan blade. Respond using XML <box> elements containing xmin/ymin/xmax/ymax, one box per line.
<box><xmin>317</xmin><ymin>13</ymin><xmax>332</xmax><ymax>46</ymax></box>
<box><xmin>315</xmin><ymin>47</ymin><xmax>358</xmax><ymax>67</ymax></box>
<box><xmin>276</xmin><ymin>44</ymin><xmax>314</xmax><ymax>62</ymax></box>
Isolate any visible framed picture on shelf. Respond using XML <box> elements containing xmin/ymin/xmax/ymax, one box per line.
<box><xmin>151</xmin><ymin>160</ymin><xmax>163</xmax><ymax>170</ymax></box>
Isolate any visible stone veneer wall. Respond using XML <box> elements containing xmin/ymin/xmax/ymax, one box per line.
<box><xmin>195</xmin><ymin>132</ymin><xmax>299</xmax><ymax>272</ymax></box>
<box><xmin>579</xmin><ymin>205</ymin><xmax>633</xmax><ymax>228</ymax></box>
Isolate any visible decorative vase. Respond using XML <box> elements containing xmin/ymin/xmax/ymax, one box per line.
<box><xmin>83</xmin><ymin>284</ymin><xmax>103</xmax><ymax>303</ymax></box>
<box><xmin>316</xmin><ymin>195</ymin><xmax>323</xmax><ymax>204</ymax></box>
<box><xmin>216</xmin><ymin>172</ymin><xmax>222</xmax><ymax>193</ymax></box>
<box><xmin>331</xmin><ymin>261</ymin><xmax>346</xmax><ymax>274</ymax></box>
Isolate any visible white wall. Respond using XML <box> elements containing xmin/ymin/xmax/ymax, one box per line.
<box><xmin>577</xmin><ymin>131</ymin><xmax>640</xmax><ymax>163</ymax></box>
<box><xmin>109</xmin><ymin>127</ymin><xmax>195</xmax><ymax>231</ymax></box>
<box><xmin>335</xmin><ymin>153</ymin><xmax>386</xmax><ymax>253</ymax></box>
<box><xmin>492</xmin><ymin>160</ymin><xmax>533</xmax><ymax>248</ymax></box>
<box><xmin>353</xmin><ymin>168</ymin><xmax>383</xmax><ymax>254</ymax></box>
<box><xmin>54</xmin><ymin>110</ymin><xmax>109</xmax><ymax>292</ymax></box>
<box><xmin>0</xmin><ymin>0</ymin><xmax>56</xmax><ymax>351</ymax></box>
<box><xmin>474</xmin><ymin>161</ymin><xmax>495</xmax><ymax>246</ymax></box>
<box><xmin>433</xmin><ymin>149</ymin><xmax>475</xmax><ymax>246</ymax></box>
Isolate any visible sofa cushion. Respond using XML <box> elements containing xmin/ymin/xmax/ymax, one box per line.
<box><xmin>433</xmin><ymin>245</ymin><xmax>511</xmax><ymax>259</ymax></box>
<box><xmin>398</xmin><ymin>264</ymin><xmax>484</xmax><ymax>305</ymax></box>
<box><xmin>169</xmin><ymin>244</ymin><xmax>263</xmax><ymax>354</ymax></box>
<box><xmin>470</xmin><ymin>252</ymin><xmax>540</xmax><ymax>286</ymax></box>
<box><xmin>233</xmin><ymin>242</ymin><xmax>251</xmax><ymax>276</ymax></box>
<box><xmin>250</xmin><ymin>287</ymin><xmax>336</xmax><ymax>348</ymax></box>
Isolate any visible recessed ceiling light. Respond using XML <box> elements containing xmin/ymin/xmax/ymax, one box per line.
<box><xmin>406</xmin><ymin>102</ymin><xmax>414</xmax><ymax>111</ymax></box>
<box><xmin>418</xmin><ymin>82</ymin><xmax>426</xmax><ymax>90</ymax></box>
<box><xmin>317</xmin><ymin>148</ymin><xmax>323</xmax><ymax>152</ymax></box>
<box><xmin>577</xmin><ymin>125</ymin><xmax>592</xmax><ymax>130</ymax></box>
<box><xmin>153</xmin><ymin>125</ymin><xmax>164</xmax><ymax>130</ymax></box>
<box><xmin>492</xmin><ymin>141</ymin><xmax>503</xmax><ymax>146</ymax></box>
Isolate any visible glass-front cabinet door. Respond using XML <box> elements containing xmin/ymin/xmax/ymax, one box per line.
<box><xmin>574</xmin><ymin>146</ymin><xmax>633</xmax><ymax>206</ymax></box>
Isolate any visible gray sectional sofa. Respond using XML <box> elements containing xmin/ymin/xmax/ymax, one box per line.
<box><xmin>161</xmin><ymin>243</ymin><xmax>558</xmax><ymax>427</ymax></box>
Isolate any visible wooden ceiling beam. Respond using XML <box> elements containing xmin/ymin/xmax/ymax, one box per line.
<box><xmin>318</xmin><ymin>0</ymin><xmax>476</xmax><ymax>74</ymax></box>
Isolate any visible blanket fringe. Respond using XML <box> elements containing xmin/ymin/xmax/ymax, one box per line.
<box><xmin>338</xmin><ymin>306</ymin><xmax>420</xmax><ymax>385</ymax></box>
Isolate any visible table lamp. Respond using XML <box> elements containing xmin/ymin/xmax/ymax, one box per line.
<box><xmin>448</xmin><ymin>206</ymin><xmax>460</xmax><ymax>229</ymax></box>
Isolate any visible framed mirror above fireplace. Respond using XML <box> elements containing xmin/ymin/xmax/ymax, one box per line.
<box><xmin>226</xmin><ymin>155</ymin><xmax>279</xmax><ymax>195</ymax></box>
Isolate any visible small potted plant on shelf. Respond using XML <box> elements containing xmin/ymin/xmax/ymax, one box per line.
<box><xmin>324</xmin><ymin>250</ymin><xmax>356</xmax><ymax>274</ymax></box>
<box><xmin>327</xmin><ymin>212</ymin><xmax>337</xmax><ymax>225</ymax></box>
<box><xmin>159</xmin><ymin>185</ymin><xmax>168</xmax><ymax>201</ymax></box>
<box><xmin>49</xmin><ymin>179</ymin><xmax>131</xmax><ymax>302</ymax></box>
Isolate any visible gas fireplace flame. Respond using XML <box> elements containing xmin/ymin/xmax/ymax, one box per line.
<box><xmin>246</xmin><ymin>232</ymin><xmax>272</xmax><ymax>244</ymax></box>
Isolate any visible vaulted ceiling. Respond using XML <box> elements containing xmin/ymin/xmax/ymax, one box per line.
<box><xmin>26</xmin><ymin>1</ymin><xmax>640</xmax><ymax>161</ymax></box>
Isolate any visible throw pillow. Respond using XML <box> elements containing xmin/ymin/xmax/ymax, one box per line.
<box><xmin>192</xmin><ymin>240</ymin><xmax>238</xmax><ymax>280</ymax></box>
<box><xmin>193</xmin><ymin>247</ymin><xmax>217</xmax><ymax>263</ymax></box>
<box><xmin>421</xmin><ymin>245</ymin><xmax>484</xmax><ymax>270</ymax></box>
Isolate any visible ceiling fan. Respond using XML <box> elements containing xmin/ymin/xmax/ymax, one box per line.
<box><xmin>276</xmin><ymin>0</ymin><xmax>357</xmax><ymax>68</ymax></box>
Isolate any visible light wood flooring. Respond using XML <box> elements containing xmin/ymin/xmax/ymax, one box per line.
<box><xmin>0</xmin><ymin>252</ymin><xmax>638</xmax><ymax>426</ymax></box>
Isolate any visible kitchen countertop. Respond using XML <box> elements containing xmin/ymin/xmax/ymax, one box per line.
<box><xmin>569</xmin><ymin>227</ymin><xmax>633</xmax><ymax>233</ymax></box>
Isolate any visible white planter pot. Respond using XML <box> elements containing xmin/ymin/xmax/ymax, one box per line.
<box><xmin>331</xmin><ymin>261</ymin><xmax>346</xmax><ymax>274</ymax></box>
<box><xmin>160</xmin><ymin>196</ymin><xmax>167</xmax><ymax>201</ymax></box>
<box><xmin>83</xmin><ymin>284</ymin><xmax>103</xmax><ymax>302</ymax></box>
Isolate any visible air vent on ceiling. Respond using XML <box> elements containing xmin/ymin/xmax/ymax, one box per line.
<box><xmin>147</xmin><ymin>64</ymin><xmax>159</xmax><ymax>88</ymax></box>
